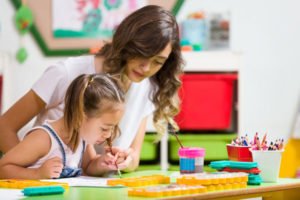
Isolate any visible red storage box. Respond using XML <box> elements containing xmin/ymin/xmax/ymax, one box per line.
<box><xmin>175</xmin><ymin>73</ymin><xmax>237</xmax><ymax>130</ymax></box>
<box><xmin>226</xmin><ymin>144</ymin><xmax>253</xmax><ymax>162</ymax></box>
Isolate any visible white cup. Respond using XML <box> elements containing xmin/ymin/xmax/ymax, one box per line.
<box><xmin>250</xmin><ymin>150</ymin><xmax>284</xmax><ymax>182</ymax></box>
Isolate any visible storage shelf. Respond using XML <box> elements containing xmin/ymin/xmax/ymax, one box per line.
<box><xmin>143</xmin><ymin>50</ymin><xmax>241</xmax><ymax>171</ymax></box>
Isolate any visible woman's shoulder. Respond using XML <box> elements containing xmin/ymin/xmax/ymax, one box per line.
<box><xmin>65</xmin><ymin>55</ymin><xmax>94</xmax><ymax>66</ymax></box>
<box><xmin>47</xmin><ymin>55</ymin><xmax>95</xmax><ymax>74</ymax></box>
<box><xmin>63</xmin><ymin>55</ymin><xmax>96</xmax><ymax>78</ymax></box>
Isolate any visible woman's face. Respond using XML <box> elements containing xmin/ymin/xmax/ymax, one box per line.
<box><xmin>80</xmin><ymin>105</ymin><xmax>124</xmax><ymax>145</ymax></box>
<box><xmin>124</xmin><ymin>43</ymin><xmax>172</xmax><ymax>82</ymax></box>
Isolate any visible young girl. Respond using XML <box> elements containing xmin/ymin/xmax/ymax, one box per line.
<box><xmin>0</xmin><ymin>74</ymin><xmax>125</xmax><ymax>179</ymax></box>
<box><xmin>0</xmin><ymin>5</ymin><xmax>183</xmax><ymax>171</ymax></box>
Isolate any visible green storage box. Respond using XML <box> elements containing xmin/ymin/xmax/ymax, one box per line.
<box><xmin>169</xmin><ymin>134</ymin><xmax>236</xmax><ymax>162</ymax></box>
<box><xmin>140</xmin><ymin>133</ymin><xmax>159</xmax><ymax>162</ymax></box>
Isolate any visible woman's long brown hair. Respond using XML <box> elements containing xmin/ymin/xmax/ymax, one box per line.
<box><xmin>97</xmin><ymin>5</ymin><xmax>184</xmax><ymax>137</ymax></box>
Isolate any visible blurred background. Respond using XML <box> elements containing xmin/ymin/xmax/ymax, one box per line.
<box><xmin>1</xmin><ymin>0</ymin><xmax>300</xmax><ymax>177</ymax></box>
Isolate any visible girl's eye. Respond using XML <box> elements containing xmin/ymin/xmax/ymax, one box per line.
<box><xmin>100</xmin><ymin>128</ymin><xmax>109</xmax><ymax>132</ymax></box>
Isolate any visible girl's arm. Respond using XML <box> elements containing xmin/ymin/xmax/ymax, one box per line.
<box><xmin>0</xmin><ymin>130</ymin><xmax>63</xmax><ymax>179</ymax></box>
<box><xmin>81</xmin><ymin>144</ymin><xmax>117</xmax><ymax>176</ymax></box>
<box><xmin>0</xmin><ymin>90</ymin><xmax>46</xmax><ymax>153</ymax></box>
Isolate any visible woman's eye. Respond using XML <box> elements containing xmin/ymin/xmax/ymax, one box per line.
<box><xmin>155</xmin><ymin>60</ymin><xmax>164</xmax><ymax>65</ymax></box>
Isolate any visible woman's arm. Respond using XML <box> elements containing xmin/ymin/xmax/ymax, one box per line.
<box><xmin>123</xmin><ymin>116</ymin><xmax>148</xmax><ymax>172</ymax></box>
<box><xmin>0</xmin><ymin>90</ymin><xmax>46</xmax><ymax>153</ymax></box>
<box><xmin>0</xmin><ymin>130</ymin><xmax>63</xmax><ymax>179</ymax></box>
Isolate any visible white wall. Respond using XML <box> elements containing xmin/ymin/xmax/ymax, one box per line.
<box><xmin>1</xmin><ymin>0</ymin><xmax>300</xmax><ymax>142</ymax></box>
<box><xmin>178</xmin><ymin>0</ymin><xmax>300</xmax><ymax>141</ymax></box>
<box><xmin>0</xmin><ymin>1</ymin><xmax>65</xmax><ymax>111</ymax></box>
<box><xmin>0</xmin><ymin>1</ymin><xmax>66</xmax><ymax>135</ymax></box>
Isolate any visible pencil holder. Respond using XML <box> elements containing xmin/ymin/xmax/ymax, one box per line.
<box><xmin>178</xmin><ymin>147</ymin><xmax>205</xmax><ymax>174</ymax></box>
<box><xmin>250</xmin><ymin>150</ymin><xmax>284</xmax><ymax>182</ymax></box>
<box><xmin>226</xmin><ymin>144</ymin><xmax>253</xmax><ymax>162</ymax></box>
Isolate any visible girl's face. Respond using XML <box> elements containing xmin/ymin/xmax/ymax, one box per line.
<box><xmin>124</xmin><ymin>43</ymin><xmax>172</xmax><ymax>82</ymax></box>
<box><xmin>80</xmin><ymin>105</ymin><xmax>124</xmax><ymax>144</ymax></box>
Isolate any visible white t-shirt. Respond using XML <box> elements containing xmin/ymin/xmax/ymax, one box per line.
<box><xmin>32</xmin><ymin>56</ymin><xmax>155</xmax><ymax>149</ymax></box>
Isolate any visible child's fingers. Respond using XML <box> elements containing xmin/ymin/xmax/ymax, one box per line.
<box><xmin>99</xmin><ymin>162</ymin><xmax>117</xmax><ymax>170</ymax></box>
<box><xmin>113</xmin><ymin>152</ymin><xmax>120</xmax><ymax>162</ymax></box>
<box><xmin>51</xmin><ymin>171</ymin><xmax>61</xmax><ymax>179</ymax></box>
<box><xmin>116</xmin><ymin>156</ymin><xmax>125</xmax><ymax>164</ymax></box>
<box><xmin>53</xmin><ymin>166</ymin><xmax>63</xmax><ymax>173</ymax></box>
<box><xmin>117</xmin><ymin>163</ymin><xmax>127</xmax><ymax>170</ymax></box>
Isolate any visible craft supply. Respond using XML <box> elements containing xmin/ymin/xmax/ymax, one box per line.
<box><xmin>176</xmin><ymin>172</ymin><xmax>248</xmax><ymax>189</ymax></box>
<box><xmin>128</xmin><ymin>183</ymin><xmax>207</xmax><ymax>197</ymax></box>
<box><xmin>0</xmin><ymin>179</ymin><xmax>69</xmax><ymax>189</ymax></box>
<box><xmin>230</xmin><ymin>132</ymin><xmax>284</xmax><ymax>151</ymax></box>
<box><xmin>22</xmin><ymin>186</ymin><xmax>65</xmax><ymax>196</ymax></box>
<box><xmin>210</xmin><ymin>160</ymin><xmax>258</xmax><ymax>170</ymax></box>
<box><xmin>107</xmin><ymin>137</ymin><xmax>122</xmax><ymax>178</ymax></box>
<box><xmin>250</xmin><ymin>149</ymin><xmax>284</xmax><ymax>182</ymax></box>
<box><xmin>226</xmin><ymin>144</ymin><xmax>253</xmax><ymax>162</ymax></box>
<box><xmin>178</xmin><ymin>147</ymin><xmax>205</xmax><ymax>174</ymax></box>
<box><xmin>168</xmin><ymin>124</ymin><xmax>184</xmax><ymax>148</ymax></box>
<box><xmin>221</xmin><ymin>167</ymin><xmax>261</xmax><ymax>174</ymax></box>
<box><xmin>247</xmin><ymin>174</ymin><xmax>262</xmax><ymax>185</ymax></box>
<box><xmin>107</xmin><ymin>175</ymin><xmax>170</xmax><ymax>187</ymax></box>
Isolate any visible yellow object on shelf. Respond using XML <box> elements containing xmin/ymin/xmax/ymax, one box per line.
<box><xmin>107</xmin><ymin>174</ymin><xmax>170</xmax><ymax>187</ymax></box>
<box><xmin>0</xmin><ymin>179</ymin><xmax>69</xmax><ymax>189</ymax></box>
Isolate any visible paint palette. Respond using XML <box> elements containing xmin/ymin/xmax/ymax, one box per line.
<box><xmin>128</xmin><ymin>183</ymin><xmax>207</xmax><ymax>197</ymax></box>
<box><xmin>176</xmin><ymin>172</ymin><xmax>248</xmax><ymax>191</ymax></box>
<box><xmin>107</xmin><ymin>174</ymin><xmax>170</xmax><ymax>187</ymax></box>
<box><xmin>0</xmin><ymin>179</ymin><xmax>69</xmax><ymax>189</ymax></box>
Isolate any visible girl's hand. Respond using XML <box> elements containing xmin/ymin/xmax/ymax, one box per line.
<box><xmin>37</xmin><ymin>157</ymin><xmax>63</xmax><ymax>179</ymax></box>
<box><xmin>104</xmin><ymin>147</ymin><xmax>134</xmax><ymax>170</ymax></box>
<box><xmin>97</xmin><ymin>152</ymin><xmax>125</xmax><ymax>173</ymax></box>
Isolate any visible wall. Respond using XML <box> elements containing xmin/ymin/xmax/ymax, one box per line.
<box><xmin>0</xmin><ymin>1</ymin><xmax>65</xmax><ymax>135</ymax></box>
<box><xmin>1</xmin><ymin>0</ymin><xmax>300</xmax><ymax>141</ymax></box>
<box><xmin>0</xmin><ymin>1</ymin><xmax>64</xmax><ymax>111</ymax></box>
<box><xmin>177</xmin><ymin>0</ymin><xmax>300</xmax><ymax>141</ymax></box>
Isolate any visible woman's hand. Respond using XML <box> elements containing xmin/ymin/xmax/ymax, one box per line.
<box><xmin>37</xmin><ymin>157</ymin><xmax>63</xmax><ymax>179</ymax></box>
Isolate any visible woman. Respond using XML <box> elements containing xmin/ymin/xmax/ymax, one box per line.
<box><xmin>0</xmin><ymin>5</ymin><xmax>183</xmax><ymax>172</ymax></box>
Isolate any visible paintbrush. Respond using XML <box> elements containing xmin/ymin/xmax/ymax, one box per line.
<box><xmin>106</xmin><ymin>137</ymin><xmax>122</xmax><ymax>178</ymax></box>
<box><xmin>168</xmin><ymin>123</ymin><xmax>184</xmax><ymax>148</ymax></box>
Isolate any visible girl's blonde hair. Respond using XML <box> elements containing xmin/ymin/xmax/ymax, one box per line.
<box><xmin>64</xmin><ymin>74</ymin><xmax>125</xmax><ymax>151</ymax></box>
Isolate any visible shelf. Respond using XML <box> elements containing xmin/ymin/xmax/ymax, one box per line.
<box><xmin>182</xmin><ymin>51</ymin><xmax>242</xmax><ymax>72</ymax></box>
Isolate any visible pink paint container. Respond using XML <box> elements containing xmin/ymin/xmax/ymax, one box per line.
<box><xmin>178</xmin><ymin>147</ymin><xmax>205</xmax><ymax>174</ymax></box>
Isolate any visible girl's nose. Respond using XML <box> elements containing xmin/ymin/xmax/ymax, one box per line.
<box><xmin>102</xmin><ymin>130</ymin><xmax>112</xmax><ymax>139</ymax></box>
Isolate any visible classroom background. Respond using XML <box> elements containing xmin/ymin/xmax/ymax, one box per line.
<box><xmin>1</xmin><ymin>0</ymin><xmax>300</xmax><ymax>179</ymax></box>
